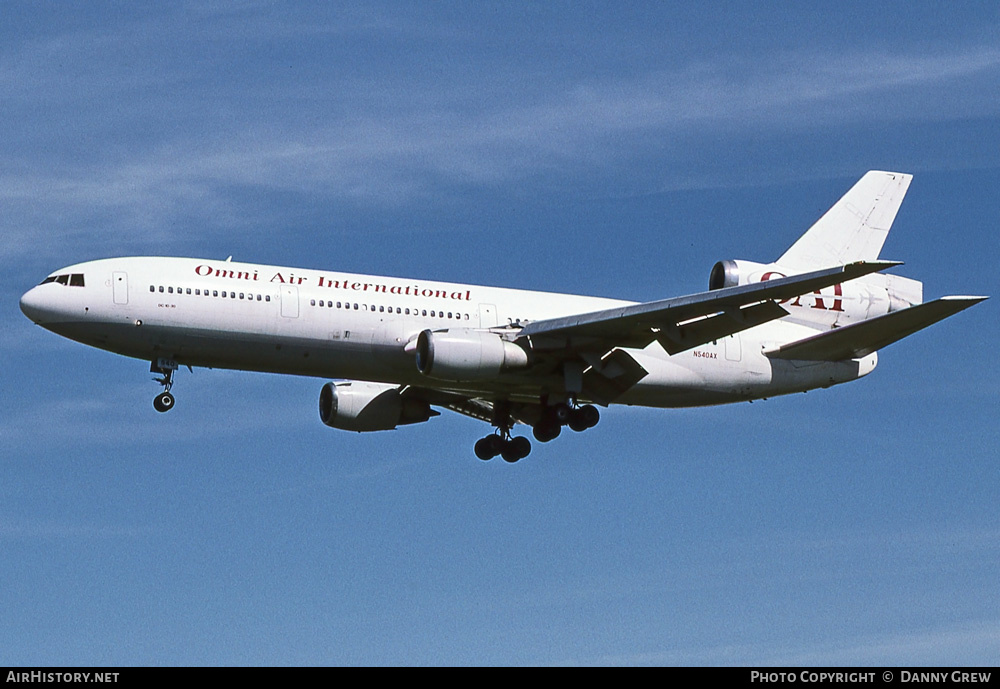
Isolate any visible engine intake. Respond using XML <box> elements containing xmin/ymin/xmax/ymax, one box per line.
<box><xmin>319</xmin><ymin>381</ymin><xmax>435</xmax><ymax>432</ymax></box>
<box><xmin>709</xmin><ymin>259</ymin><xmax>768</xmax><ymax>290</ymax></box>
<box><xmin>415</xmin><ymin>329</ymin><xmax>529</xmax><ymax>381</ymax></box>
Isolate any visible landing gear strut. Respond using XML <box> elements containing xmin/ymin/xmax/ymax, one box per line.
<box><xmin>151</xmin><ymin>359</ymin><xmax>178</xmax><ymax>413</ymax></box>
<box><xmin>474</xmin><ymin>402</ymin><xmax>531</xmax><ymax>462</ymax></box>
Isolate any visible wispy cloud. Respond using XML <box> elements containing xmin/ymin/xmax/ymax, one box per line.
<box><xmin>3</xmin><ymin>6</ymin><xmax>999</xmax><ymax>261</ymax></box>
<box><xmin>0</xmin><ymin>518</ymin><xmax>145</xmax><ymax>541</ymax></box>
<box><xmin>568</xmin><ymin>620</ymin><xmax>1000</xmax><ymax>666</ymax></box>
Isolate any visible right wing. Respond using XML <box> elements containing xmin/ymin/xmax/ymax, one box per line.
<box><xmin>518</xmin><ymin>260</ymin><xmax>901</xmax><ymax>355</ymax></box>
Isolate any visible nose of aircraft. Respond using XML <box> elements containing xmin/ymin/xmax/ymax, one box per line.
<box><xmin>20</xmin><ymin>286</ymin><xmax>49</xmax><ymax>324</ymax></box>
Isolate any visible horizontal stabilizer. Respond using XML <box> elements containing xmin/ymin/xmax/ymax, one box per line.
<box><xmin>765</xmin><ymin>296</ymin><xmax>987</xmax><ymax>361</ymax></box>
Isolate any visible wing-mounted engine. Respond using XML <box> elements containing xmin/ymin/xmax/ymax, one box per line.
<box><xmin>319</xmin><ymin>381</ymin><xmax>437</xmax><ymax>432</ymax></box>
<box><xmin>415</xmin><ymin>328</ymin><xmax>530</xmax><ymax>381</ymax></box>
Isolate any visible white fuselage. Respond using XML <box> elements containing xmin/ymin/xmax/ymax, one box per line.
<box><xmin>19</xmin><ymin>256</ymin><xmax>878</xmax><ymax>408</ymax></box>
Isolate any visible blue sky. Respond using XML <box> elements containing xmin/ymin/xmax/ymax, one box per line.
<box><xmin>2</xmin><ymin>3</ymin><xmax>998</xmax><ymax>666</ymax></box>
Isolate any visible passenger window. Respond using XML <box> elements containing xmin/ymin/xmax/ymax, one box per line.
<box><xmin>240</xmin><ymin>293</ymin><xmax>244</xmax><ymax>300</ymax></box>
<box><xmin>266</xmin><ymin>295</ymin><xmax>270</xmax><ymax>302</ymax></box>
<box><xmin>150</xmin><ymin>285</ymin><xmax>155</xmax><ymax>292</ymax></box>
<box><xmin>168</xmin><ymin>287</ymin><xmax>174</xmax><ymax>294</ymax></box>
<box><xmin>186</xmin><ymin>288</ymin><xmax>191</xmax><ymax>295</ymax></box>
<box><xmin>213</xmin><ymin>290</ymin><xmax>219</xmax><ymax>297</ymax></box>
<box><xmin>257</xmin><ymin>295</ymin><xmax>262</xmax><ymax>301</ymax></box>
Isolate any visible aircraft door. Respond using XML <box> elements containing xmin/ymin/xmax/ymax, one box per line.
<box><xmin>112</xmin><ymin>271</ymin><xmax>128</xmax><ymax>305</ymax></box>
<box><xmin>479</xmin><ymin>303</ymin><xmax>497</xmax><ymax>328</ymax></box>
<box><xmin>281</xmin><ymin>285</ymin><xmax>299</xmax><ymax>318</ymax></box>
<box><xmin>725</xmin><ymin>333</ymin><xmax>742</xmax><ymax>362</ymax></box>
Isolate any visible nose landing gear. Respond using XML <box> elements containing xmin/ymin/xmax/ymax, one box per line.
<box><xmin>151</xmin><ymin>359</ymin><xmax>179</xmax><ymax>413</ymax></box>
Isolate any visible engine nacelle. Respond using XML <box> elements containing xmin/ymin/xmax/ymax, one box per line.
<box><xmin>415</xmin><ymin>329</ymin><xmax>530</xmax><ymax>381</ymax></box>
<box><xmin>319</xmin><ymin>381</ymin><xmax>434</xmax><ymax>432</ymax></box>
<box><xmin>708</xmin><ymin>259</ymin><xmax>768</xmax><ymax>290</ymax></box>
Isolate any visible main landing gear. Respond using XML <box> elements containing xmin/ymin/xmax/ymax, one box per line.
<box><xmin>475</xmin><ymin>401</ymin><xmax>532</xmax><ymax>463</ymax></box>
<box><xmin>532</xmin><ymin>403</ymin><xmax>599</xmax><ymax>443</ymax></box>
<box><xmin>151</xmin><ymin>359</ymin><xmax>178</xmax><ymax>413</ymax></box>
<box><xmin>473</xmin><ymin>401</ymin><xmax>601</xmax><ymax>462</ymax></box>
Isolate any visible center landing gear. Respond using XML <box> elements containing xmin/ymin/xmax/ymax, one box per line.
<box><xmin>474</xmin><ymin>401</ymin><xmax>531</xmax><ymax>462</ymax></box>
<box><xmin>151</xmin><ymin>359</ymin><xmax>178</xmax><ymax>413</ymax></box>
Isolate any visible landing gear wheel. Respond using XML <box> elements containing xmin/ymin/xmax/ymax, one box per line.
<box><xmin>551</xmin><ymin>403</ymin><xmax>573</xmax><ymax>425</ymax></box>
<box><xmin>533</xmin><ymin>422</ymin><xmax>561</xmax><ymax>443</ymax></box>
<box><xmin>568</xmin><ymin>412</ymin><xmax>588</xmax><ymax>432</ymax></box>
<box><xmin>568</xmin><ymin>405</ymin><xmax>600</xmax><ymax>432</ymax></box>
<box><xmin>501</xmin><ymin>436</ymin><xmax>531</xmax><ymax>463</ymax></box>
<box><xmin>153</xmin><ymin>391</ymin><xmax>175</xmax><ymax>413</ymax></box>
<box><xmin>474</xmin><ymin>435</ymin><xmax>502</xmax><ymax>461</ymax></box>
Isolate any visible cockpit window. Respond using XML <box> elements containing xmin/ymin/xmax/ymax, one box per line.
<box><xmin>40</xmin><ymin>273</ymin><xmax>85</xmax><ymax>287</ymax></box>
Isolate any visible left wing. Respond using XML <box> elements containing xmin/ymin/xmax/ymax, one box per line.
<box><xmin>518</xmin><ymin>260</ymin><xmax>899</xmax><ymax>355</ymax></box>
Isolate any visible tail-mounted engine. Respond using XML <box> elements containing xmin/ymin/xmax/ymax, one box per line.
<box><xmin>709</xmin><ymin>260</ymin><xmax>767</xmax><ymax>290</ymax></box>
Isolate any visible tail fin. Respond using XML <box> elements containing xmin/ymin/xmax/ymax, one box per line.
<box><xmin>778</xmin><ymin>171</ymin><xmax>912</xmax><ymax>270</ymax></box>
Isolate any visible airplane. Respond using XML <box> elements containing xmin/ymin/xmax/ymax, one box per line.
<box><xmin>19</xmin><ymin>171</ymin><xmax>986</xmax><ymax>462</ymax></box>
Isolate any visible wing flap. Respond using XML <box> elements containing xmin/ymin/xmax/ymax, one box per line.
<box><xmin>765</xmin><ymin>296</ymin><xmax>987</xmax><ymax>361</ymax></box>
<box><xmin>657</xmin><ymin>301</ymin><xmax>788</xmax><ymax>355</ymax></box>
<box><xmin>580</xmin><ymin>348</ymin><xmax>649</xmax><ymax>405</ymax></box>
